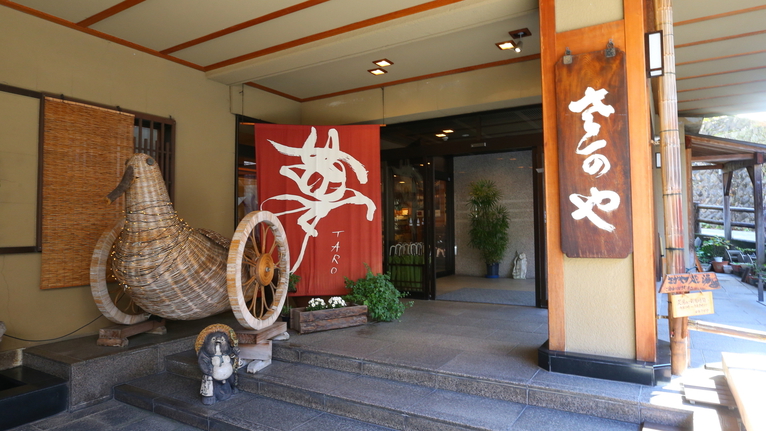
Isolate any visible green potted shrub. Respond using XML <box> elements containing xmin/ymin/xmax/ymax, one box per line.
<box><xmin>467</xmin><ymin>179</ymin><xmax>510</xmax><ymax>278</ymax></box>
<box><xmin>344</xmin><ymin>265</ymin><xmax>412</xmax><ymax>322</ymax></box>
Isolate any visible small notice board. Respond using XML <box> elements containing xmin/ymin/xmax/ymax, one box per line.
<box><xmin>660</xmin><ymin>272</ymin><xmax>719</xmax><ymax>318</ymax></box>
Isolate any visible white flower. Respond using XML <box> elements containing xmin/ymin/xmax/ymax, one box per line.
<box><xmin>307</xmin><ymin>298</ymin><xmax>326</xmax><ymax>311</ymax></box>
<box><xmin>328</xmin><ymin>296</ymin><xmax>346</xmax><ymax>308</ymax></box>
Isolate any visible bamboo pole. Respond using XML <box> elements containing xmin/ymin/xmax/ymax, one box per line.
<box><xmin>655</xmin><ymin>0</ymin><xmax>689</xmax><ymax>375</ymax></box>
<box><xmin>688</xmin><ymin>319</ymin><xmax>766</xmax><ymax>343</ymax></box>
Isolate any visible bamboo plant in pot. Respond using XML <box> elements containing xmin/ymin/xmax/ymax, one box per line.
<box><xmin>467</xmin><ymin>179</ymin><xmax>510</xmax><ymax>278</ymax></box>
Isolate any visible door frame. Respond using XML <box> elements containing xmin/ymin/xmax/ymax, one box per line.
<box><xmin>381</xmin><ymin>131</ymin><xmax>546</xmax><ymax>307</ymax></box>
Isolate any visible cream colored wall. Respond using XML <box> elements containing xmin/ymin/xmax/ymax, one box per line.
<box><xmin>555</xmin><ymin>0</ymin><xmax>623</xmax><ymax>33</ymax></box>
<box><xmin>0</xmin><ymin>6</ymin><xmax>260</xmax><ymax>351</ymax></box>
<box><xmin>564</xmin><ymin>256</ymin><xmax>635</xmax><ymax>356</ymax></box>
<box><xmin>554</xmin><ymin>0</ymin><xmax>636</xmax><ymax>359</ymax></box>
<box><xmin>230</xmin><ymin>85</ymin><xmax>301</xmax><ymax>124</ymax></box>
<box><xmin>300</xmin><ymin>60</ymin><xmax>543</xmax><ymax>126</ymax></box>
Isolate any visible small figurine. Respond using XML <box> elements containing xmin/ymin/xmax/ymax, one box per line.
<box><xmin>195</xmin><ymin>324</ymin><xmax>240</xmax><ymax>405</ymax></box>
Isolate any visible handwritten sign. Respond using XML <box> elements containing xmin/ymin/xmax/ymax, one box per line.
<box><xmin>659</xmin><ymin>272</ymin><xmax>721</xmax><ymax>294</ymax></box>
<box><xmin>556</xmin><ymin>48</ymin><xmax>632</xmax><ymax>258</ymax></box>
<box><xmin>670</xmin><ymin>291</ymin><xmax>714</xmax><ymax>317</ymax></box>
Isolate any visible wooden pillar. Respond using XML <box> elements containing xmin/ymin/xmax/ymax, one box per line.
<box><xmin>747</xmin><ymin>160</ymin><xmax>765</xmax><ymax>302</ymax></box>
<box><xmin>723</xmin><ymin>170</ymin><xmax>733</xmax><ymax>241</ymax></box>
<box><xmin>540</xmin><ymin>0</ymin><xmax>655</xmax><ymax>361</ymax></box>
<box><xmin>655</xmin><ymin>0</ymin><xmax>689</xmax><ymax>375</ymax></box>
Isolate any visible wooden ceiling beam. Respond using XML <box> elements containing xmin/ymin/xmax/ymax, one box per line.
<box><xmin>675</xmin><ymin>29</ymin><xmax>766</xmax><ymax>49</ymax></box>
<box><xmin>675</xmin><ymin>4</ymin><xmax>766</xmax><ymax>26</ymax></box>
<box><xmin>678</xmin><ymin>78</ymin><xmax>766</xmax><ymax>93</ymax></box>
<box><xmin>692</xmin><ymin>164</ymin><xmax>723</xmax><ymax>170</ymax></box>
<box><xmin>692</xmin><ymin>153</ymin><xmax>754</xmax><ymax>163</ymax></box>
<box><xmin>77</xmin><ymin>0</ymin><xmax>145</xmax><ymax>27</ymax></box>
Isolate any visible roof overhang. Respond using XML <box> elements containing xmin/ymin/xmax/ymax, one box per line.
<box><xmin>688</xmin><ymin>132</ymin><xmax>766</xmax><ymax>171</ymax></box>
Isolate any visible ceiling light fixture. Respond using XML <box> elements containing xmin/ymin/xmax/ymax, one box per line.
<box><xmin>442</xmin><ymin>129</ymin><xmax>454</xmax><ymax>133</ymax></box>
<box><xmin>373</xmin><ymin>59</ymin><xmax>393</xmax><ymax>67</ymax></box>
<box><xmin>435</xmin><ymin>133</ymin><xmax>447</xmax><ymax>138</ymax></box>
<box><xmin>496</xmin><ymin>28</ymin><xmax>531</xmax><ymax>53</ymax></box>
<box><xmin>368</xmin><ymin>68</ymin><xmax>387</xmax><ymax>76</ymax></box>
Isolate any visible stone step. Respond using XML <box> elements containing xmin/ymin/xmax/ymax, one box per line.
<box><xmin>227</xmin><ymin>342</ymin><xmax>691</xmax><ymax>429</ymax></box>
<box><xmin>115</xmin><ymin>371</ymin><xmax>396</xmax><ymax>431</ymax></box>
<box><xmin>161</xmin><ymin>350</ymin><xmax>653</xmax><ymax>430</ymax></box>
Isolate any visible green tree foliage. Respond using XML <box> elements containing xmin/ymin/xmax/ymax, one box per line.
<box><xmin>467</xmin><ymin>179</ymin><xmax>510</xmax><ymax>265</ymax></box>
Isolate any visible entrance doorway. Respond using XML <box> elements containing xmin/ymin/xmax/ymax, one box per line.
<box><xmin>381</xmin><ymin>105</ymin><xmax>546</xmax><ymax>307</ymax></box>
<box><xmin>383</xmin><ymin>157</ymin><xmax>454</xmax><ymax>300</ymax></box>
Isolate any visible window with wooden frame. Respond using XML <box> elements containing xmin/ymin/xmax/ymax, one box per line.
<box><xmin>133</xmin><ymin>113</ymin><xmax>175</xmax><ymax>201</ymax></box>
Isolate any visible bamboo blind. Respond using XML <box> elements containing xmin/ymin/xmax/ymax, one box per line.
<box><xmin>40</xmin><ymin>97</ymin><xmax>134</xmax><ymax>289</ymax></box>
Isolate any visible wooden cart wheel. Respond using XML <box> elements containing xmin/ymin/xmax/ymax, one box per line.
<box><xmin>90</xmin><ymin>218</ymin><xmax>151</xmax><ymax>325</ymax></box>
<box><xmin>227</xmin><ymin>211</ymin><xmax>290</xmax><ymax>330</ymax></box>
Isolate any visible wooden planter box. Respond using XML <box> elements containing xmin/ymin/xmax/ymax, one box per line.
<box><xmin>290</xmin><ymin>305</ymin><xmax>368</xmax><ymax>334</ymax></box>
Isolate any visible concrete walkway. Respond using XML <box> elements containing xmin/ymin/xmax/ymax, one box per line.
<box><xmin>9</xmin><ymin>273</ymin><xmax>766</xmax><ymax>430</ymax></box>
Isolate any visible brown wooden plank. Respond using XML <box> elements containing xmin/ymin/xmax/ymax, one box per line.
<box><xmin>236</xmin><ymin>321</ymin><xmax>287</xmax><ymax>344</ymax></box>
<box><xmin>624</xmin><ymin>0</ymin><xmax>656</xmax><ymax>363</ymax></box>
<box><xmin>556</xmin><ymin>49</ymin><xmax>633</xmax><ymax>258</ymax></box>
<box><xmin>659</xmin><ymin>272</ymin><xmax>721</xmax><ymax>294</ymax></box>
<box><xmin>295</xmin><ymin>315</ymin><xmax>368</xmax><ymax>334</ymax></box>
<box><xmin>294</xmin><ymin>305</ymin><xmax>367</xmax><ymax>323</ymax></box>
<box><xmin>539</xmin><ymin>0</ymin><xmax>564</xmax><ymax>352</ymax></box>
<box><xmin>98</xmin><ymin>319</ymin><xmax>165</xmax><ymax>339</ymax></box>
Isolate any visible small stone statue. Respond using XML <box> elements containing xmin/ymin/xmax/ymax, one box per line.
<box><xmin>512</xmin><ymin>252</ymin><xmax>527</xmax><ymax>279</ymax></box>
<box><xmin>195</xmin><ymin>324</ymin><xmax>240</xmax><ymax>405</ymax></box>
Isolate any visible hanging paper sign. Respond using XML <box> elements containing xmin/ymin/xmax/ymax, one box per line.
<box><xmin>255</xmin><ymin>124</ymin><xmax>382</xmax><ymax>297</ymax></box>
<box><xmin>556</xmin><ymin>47</ymin><xmax>633</xmax><ymax>258</ymax></box>
<box><xmin>659</xmin><ymin>272</ymin><xmax>721</xmax><ymax>294</ymax></box>
<box><xmin>670</xmin><ymin>291</ymin><xmax>715</xmax><ymax>318</ymax></box>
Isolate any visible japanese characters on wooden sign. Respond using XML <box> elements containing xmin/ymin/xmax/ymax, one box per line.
<box><xmin>556</xmin><ymin>48</ymin><xmax>633</xmax><ymax>258</ymax></box>
<box><xmin>659</xmin><ymin>272</ymin><xmax>721</xmax><ymax>294</ymax></box>
<box><xmin>670</xmin><ymin>291</ymin><xmax>715</xmax><ymax>318</ymax></box>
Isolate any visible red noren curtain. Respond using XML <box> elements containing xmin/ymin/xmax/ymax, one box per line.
<box><xmin>255</xmin><ymin>124</ymin><xmax>382</xmax><ymax>297</ymax></box>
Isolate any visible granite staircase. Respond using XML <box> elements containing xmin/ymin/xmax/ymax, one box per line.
<box><xmin>111</xmin><ymin>340</ymin><xmax>694</xmax><ymax>431</ymax></box>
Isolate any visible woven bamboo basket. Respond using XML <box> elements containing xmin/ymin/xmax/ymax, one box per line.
<box><xmin>90</xmin><ymin>153</ymin><xmax>289</xmax><ymax>329</ymax></box>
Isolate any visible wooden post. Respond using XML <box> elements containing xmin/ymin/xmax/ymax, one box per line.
<box><xmin>722</xmin><ymin>170</ymin><xmax>732</xmax><ymax>241</ymax></box>
<box><xmin>748</xmin><ymin>161</ymin><xmax>765</xmax><ymax>302</ymax></box>
<box><xmin>655</xmin><ymin>0</ymin><xmax>689</xmax><ymax>375</ymax></box>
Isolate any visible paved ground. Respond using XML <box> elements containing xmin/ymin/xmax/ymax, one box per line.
<box><xmin>10</xmin><ymin>273</ymin><xmax>766</xmax><ymax>430</ymax></box>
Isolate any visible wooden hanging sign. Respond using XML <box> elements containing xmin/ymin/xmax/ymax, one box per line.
<box><xmin>670</xmin><ymin>291</ymin><xmax>715</xmax><ymax>318</ymax></box>
<box><xmin>556</xmin><ymin>44</ymin><xmax>633</xmax><ymax>258</ymax></box>
<box><xmin>659</xmin><ymin>272</ymin><xmax>721</xmax><ymax>294</ymax></box>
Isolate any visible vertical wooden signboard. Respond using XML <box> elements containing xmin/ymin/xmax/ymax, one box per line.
<box><xmin>556</xmin><ymin>47</ymin><xmax>633</xmax><ymax>258</ymax></box>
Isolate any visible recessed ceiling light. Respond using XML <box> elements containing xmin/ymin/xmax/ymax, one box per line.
<box><xmin>368</xmin><ymin>68</ymin><xmax>387</xmax><ymax>76</ymax></box>
<box><xmin>435</xmin><ymin>133</ymin><xmax>447</xmax><ymax>138</ymax></box>
<box><xmin>496</xmin><ymin>41</ymin><xmax>516</xmax><ymax>51</ymax></box>
<box><xmin>373</xmin><ymin>59</ymin><xmax>393</xmax><ymax>67</ymax></box>
<box><xmin>442</xmin><ymin>129</ymin><xmax>454</xmax><ymax>133</ymax></box>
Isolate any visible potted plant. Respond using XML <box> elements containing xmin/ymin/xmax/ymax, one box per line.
<box><xmin>288</xmin><ymin>273</ymin><xmax>301</xmax><ymax>293</ymax></box>
<box><xmin>344</xmin><ymin>265</ymin><xmax>412</xmax><ymax>322</ymax></box>
<box><xmin>290</xmin><ymin>296</ymin><xmax>368</xmax><ymax>334</ymax></box>
<box><xmin>279</xmin><ymin>303</ymin><xmax>292</xmax><ymax>326</ymax></box>
<box><xmin>698</xmin><ymin>237</ymin><xmax>733</xmax><ymax>273</ymax></box>
<box><xmin>466</xmin><ymin>179</ymin><xmax>510</xmax><ymax>278</ymax></box>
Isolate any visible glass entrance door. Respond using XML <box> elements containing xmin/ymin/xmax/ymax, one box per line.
<box><xmin>434</xmin><ymin>173</ymin><xmax>454</xmax><ymax>277</ymax></box>
<box><xmin>384</xmin><ymin>157</ymin><xmax>454</xmax><ymax>299</ymax></box>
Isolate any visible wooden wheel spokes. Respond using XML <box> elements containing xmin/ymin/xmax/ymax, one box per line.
<box><xmin>90</xmin><ymin>218</ymin><xmax>150</xmax><ymax>325</ymax></box>
<box><xmin>227</xmin><ymin>211</ymin><xmax>290</xmax><ymax>330</ymax></box>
